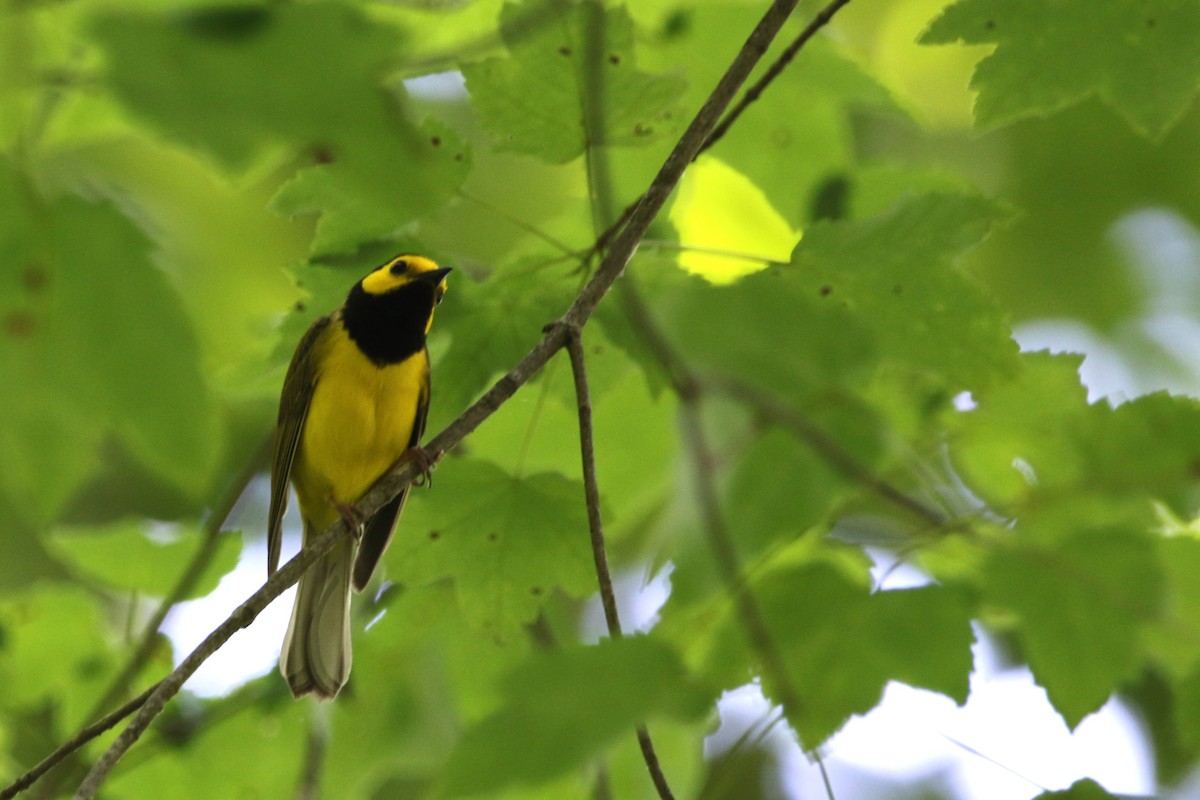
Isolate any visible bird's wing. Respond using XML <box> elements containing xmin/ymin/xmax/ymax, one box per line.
<box><xmin>267</xmin><ymin>314</ymin><xmax>333</xmax><ymax>576</ymax></box>
<box><xmin>352</xmin><ymin>355</ymin><xmax>431</xmax><ymax>591</ymax></box>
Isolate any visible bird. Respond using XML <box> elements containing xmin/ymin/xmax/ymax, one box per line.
<box><xmin>267</xmin><ymin>254</ymin><xmax>450</xmax><ymax>699</ymax></box>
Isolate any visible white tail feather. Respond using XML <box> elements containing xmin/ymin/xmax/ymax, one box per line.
<box><xmin>280</xmin><ymin>530</ymin><xmax>354</xmax><ymax>699</ymax></box>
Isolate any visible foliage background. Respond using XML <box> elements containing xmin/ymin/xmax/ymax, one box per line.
<box><xmin>2</xmin><ymin>0</ymin><xmax>1200</xmax><ymax>798</ymax></box>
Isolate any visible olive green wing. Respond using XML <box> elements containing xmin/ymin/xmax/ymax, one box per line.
<box><xmin>267</xmin><ymin>314</ymin><xmax>333</xmax><ymax>576</ymax></box>
<box><xmin>352</xmin><ymin>353</ymin><xmax>431</xmax><ymax>591</ymax></box>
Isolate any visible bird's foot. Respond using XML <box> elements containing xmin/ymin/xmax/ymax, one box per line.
<box><xmin>399</xmin><ymin>446</ymin><xmax>436</xmax><ymax>488</ymax></box>
<box><xmin>329</xmin><ymin>495</ymin><xmax>365</xmax><ymax>541</ymax></box>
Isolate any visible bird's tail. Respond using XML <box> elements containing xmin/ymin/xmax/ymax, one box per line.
<box><xmin>280</xmin><ymin>526</ymin><xmax>354</xmax><ymax>700</ymax></box>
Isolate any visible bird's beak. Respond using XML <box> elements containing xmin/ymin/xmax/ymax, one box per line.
<box><xmin>417</xmin><ymin>266</ymin><xmax>453</xmax><ymax>286</ymax></box>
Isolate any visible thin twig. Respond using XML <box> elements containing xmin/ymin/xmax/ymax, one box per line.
<box><xmin>563</xmin><ymin>331</ymin><xmax>625</xmax><ymax>641</ymax></box>
<box><xmin>617</xmin><ymin>278</ymin><xmax>834</xmax><ymax>793</ymax></box>
<box><xmin>678</xmin><ymin>406</ymin><xmax>806</xmax><ymax>722</ymax></box>
<box><xmin>709</xmin><ymin>376</ymin><xmax>948</xmax><ymax>526</ymax></box>
<box><xmin>562</xmin><ymin>329</ymin><xmax>676</xmax><ymax>800</ymax></box>
<box><xmin>73</xmin><ymin>2</ymin><xmax>804</xmax><ymax>795</ymax></box>
<box><xmin>295</xmin><ymin>707</ymin><xmax>329</xmax><ymax>800</ymax></box>
<box><xmin>703</xmin><ymin>0</ymin><xmax>855</xmax><ymax>154</ymax></box>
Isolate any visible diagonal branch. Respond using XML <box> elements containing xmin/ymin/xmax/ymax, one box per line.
<box><xmin>704</xmin><ymin>0</ymin><xmax>855</xmax><ymax>152</ymax></box>
<box><xmin>70</xmin><ymin>2</ymin><xmax>807</xmax><ymax>797</ymax></box>
<box><xmin>561</xmin><ymin>328</ymin><xmax>675</xmax><ymax>800</ymax></box>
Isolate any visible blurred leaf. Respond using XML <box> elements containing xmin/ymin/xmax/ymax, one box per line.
<box><xmin>712</xmin><ymin>562</ymin><xmax>974</xmax><ymax>747</ymax></box>
<box><xmin>1029</xmin><ymin>778</ymin><xmax>1121</xmax><ymax>799</ymax></box>
<box><xmin>954</xmin><ymin>352</ymin><xmax>1200</xmax><ymax>513</ymax></box>
<box><xmin>725</xmin><ymin>430</ymin><xmax>848</xmax><ymax>559</ymax></box>
<box><xmin>45</xmin><ymin>523</ymin><xmax>241</xmax><ymax>599</ymax></box>
<box><xmin>91</xmin><ymin>4</ymin><xmax>468</xmax><ymax>255</ymax></box>
<box><xmin>105</xmin><ymin>700</ymin><xmax>307</xmax><ymax>800</ymax></box>
<box><xmin>0</xmin><ymin>164</ymin><xmax>220</xmax><ymax>525</ymax></box>
<box><xmin>462</xmin><ymin>1</ymin><xmax>686</xmax><ymax>163</ymax></box>
<box><xmin>440</xmin><ymin>636</ymin><xmax>706</xmax><ymax>796</ymax></box>
<box><xmin>985</xmin><ymin>525</ymin><xmax>1163</xmax><ymax>727</ymax></box>
<box><xmin>0</xmin><ymin>586</ymin><xmax>114</xmax><ymax>729</ymax></box>
<box><xmin>390</xmin><ymin>459</ymin><xmax>595</xmax><ymax>641</ymax></box>
<box><xmin>922</xmin><ymin>0</ymin><xmax>1200</xmax><ymax>139</ymax></box>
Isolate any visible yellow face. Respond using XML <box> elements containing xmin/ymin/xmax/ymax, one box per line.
<box><xmin>360</xmin><ymin>255</ymin><xmax>449</xmax><ymax>297</ymax></box>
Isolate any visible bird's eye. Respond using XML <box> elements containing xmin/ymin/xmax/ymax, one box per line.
<box><xmin>434</xmin><ymin>287</ymin><xmax>445</xmax><ymax>306</ymax></box>
<box><xmin>390</xmin><ymin>259</ymin><xmax>409</xmax><ymax>275</ymax></box>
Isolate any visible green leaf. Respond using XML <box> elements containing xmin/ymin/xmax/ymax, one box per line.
<box><xmin>441</xmin><ymin>636</ymin><xmax>706</xmax><ymax>796</ymax></box>
<box><xmin>954</xmin><ymin>352</ymin><xmax>1200</xmax><ymax>512</ymax></box>
<box><xmin>789</xmin><ymin>192</ymin><xmax>1017</xmax><ymax>390</ymax></box>
<box><xmin>91</xmin><ymin>4</ymin><xmax>468</xmax><ymax>255</ymax></box>
<box><xmin>715</xmin><ymin>563</ymin><xmax>974</xmax><ymax>747</ymax></box>
<box><xmin>0</xmin><ymin>586</ymin><xmax>115</xmax><ymax>728</ymax></box>
<box><xmin>106</xmin><ymin>701</ymin><xmax>307</xmax><ymax>800</ymax></box>
<box><xmin>1143</xmin><ymin>536</ymin><xmax>1200</xmax><ymax>679</ymax></box>
<box><xmin>985</xmin><ymin>526</ymin><xmax>1163</xmax><ymax>727</ymax></box>
<box><xmin>272</xmin><ymin>116</ymin><xmax>470</xmax><ymax>256</ymax></box>
<box><xmin>661</xmin><ymin>193</ymin><xmax>1015</xmax><ymax>407</ymax></box>
<box><xmin>1029</xmin><ymin>778</ymin><xmax>1121</xmax><ymax>800</ymax></box>
<box><xmin>462</xmin><ymin>2</ymin><xmax>686</xmax><ymax>164</ymax></box>
<box><xmin>432</xmin><ymin>265</ymin><xmax>570</xmax><ymax>420</ymax></box>
<box><xmin>44</xmin><ymin>522</ymin><xmax>241</xmax><ymax>599</ymax></box>
<box><xmin>921</xmin><ymin>0</ymin><xmax>1200</xmax><ymax>139</ymax></box>
<box><xmin>0</xmin><ymin>164</ymin><xmax>220</xmax><ymax>525</ymax></box>
<box><xmin>389</xmin><ymin>459</ymin><xmax>595</xmax><ymax>641</ymax></box>
<box><xmin>725</xmin><ymin>430</ymin><xmax>849</xmax><ymax>558</ymax></box>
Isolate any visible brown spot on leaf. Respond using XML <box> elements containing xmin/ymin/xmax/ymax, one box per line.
<box><xmin>530</xmin><ymin>586</ymin><xmax>543</xmax><ymax>596</ymax></box>
<box><xmin>311</xmin><ymin>146</ymin><xmax>335</xmax><ymax>164</ymax></box>
<box><xmin>558</xmin><ymin>45</ymin><xmax>572</xmax><ymax>56</ymax></box>
<box><xmin>608</xmin><ymin>54</ymin><xmax>620</xmax><ymax>65</ymax></box>
<box><xmin>430</xmin><ymin>136</ymin><xmax>441</xmax><ymax>147</ymax></box>
<box><xmin>3</xmin><ymin>312</ymin><xmax>36</xmax><ymax>338</ymax></box>
<box><xmin>819</xmin><ymin>285</ymin><xmax>832</xmax><ymax>297</ymax></box>
<box><xmin>429</xmin><ymin>530</ymin><xmax>441</xmax><ymax>540</ymax></box>
<box><xmin>22</xmin><ymin>262</ymin><xmax>48</xmax><ymax>293</ymax></box>
<box><xmin>294</xmin><ymin>301</ymin><xmax>306</xmax><ymax>313</ymax></box>
<box><xmin>487</xmin><ymin>531</ymin><xmax>499</xmax><ymax>542</ymax></box>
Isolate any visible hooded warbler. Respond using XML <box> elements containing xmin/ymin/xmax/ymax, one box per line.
<box><xmin>267</xmin><ymin>254</ymin><xmax>450</xmax><ymax>699</ymax></box>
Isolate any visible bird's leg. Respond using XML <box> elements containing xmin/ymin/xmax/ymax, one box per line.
<box><xmin>329</xmin><ymin>494</ymin><xmax>365</xmax><ymax>542</ymax></box>
<box><xmin>397</xmin><ymin>446</ymin><xmax>436</xmax><ymax>488</ymax></box>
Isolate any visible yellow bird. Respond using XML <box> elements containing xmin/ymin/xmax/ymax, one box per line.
<box><xmin>267</xmin><ymin>254</ymin><xmax>450</xmax><ymax>699</ymax></box>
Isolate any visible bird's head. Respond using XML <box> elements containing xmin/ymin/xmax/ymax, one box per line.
<box><xmin>359</xmin><ymin>255</ymin><xmax>451</xmax><ymax>333</ymax></box>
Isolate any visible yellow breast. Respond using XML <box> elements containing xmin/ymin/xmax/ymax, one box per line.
<box><xmin>293</xmin><ymin>321</ymin><xmax>428</xmax><ymax>530</ymax></box>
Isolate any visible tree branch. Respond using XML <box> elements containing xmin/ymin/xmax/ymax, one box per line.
<box><xmin>704</xmin><ymin>0</ymin><xmax>855</xmax><ymax>153</ymax></box>
<box><xmin>69</xmin><ymin>2</ymin><xmax>807</xmax><ymax>797</ymax></box>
